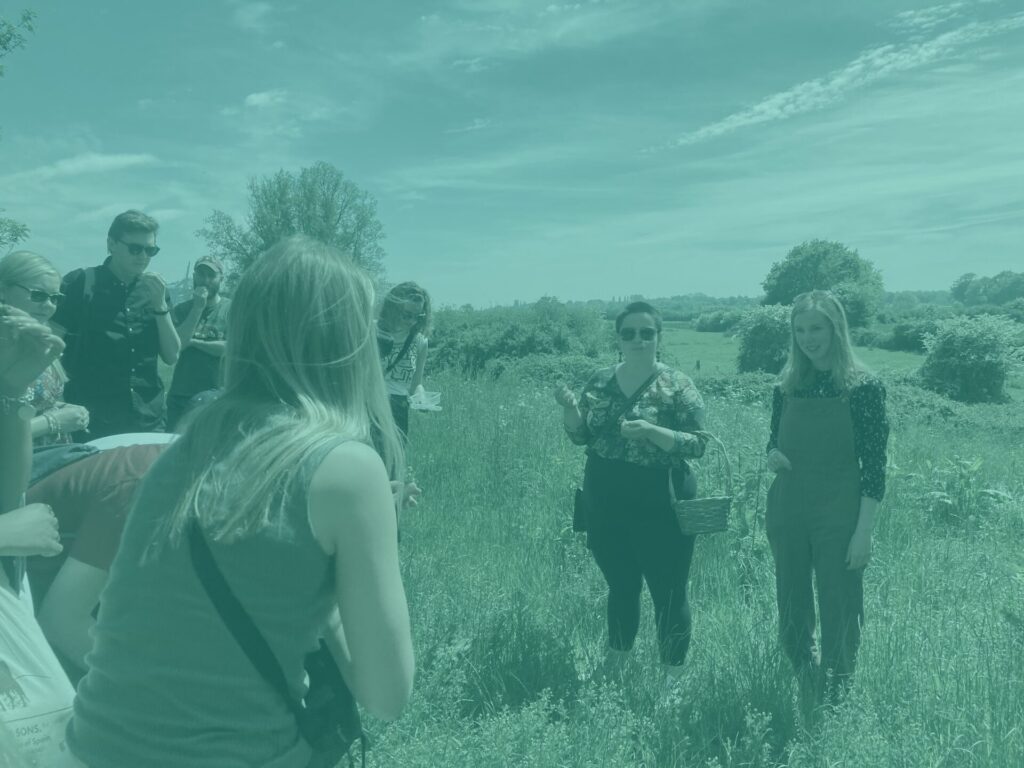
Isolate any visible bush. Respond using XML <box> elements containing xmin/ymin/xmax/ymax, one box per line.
<box><xmin>851</xmin><ymin>327</ymin><xmax>884</xmax><ymax>348</ymax></box>
<box><xmin>695</xmin><ymin>309</ymin><xmax>743</xmax><ymax>333</ymax></box>
<box><xmin>882</xmin><ymin>318</ymin><xmax>941</xmax><ymax>352</ymax></box>
<box><xmin>918</xmin><ymin>315</ymin><xmax>1024</xmax><ymax>403</ymax></box>
<box><xmin>735</xmin><ymin>305</ymin><xmax>791</xmax><ymax>374</ymax></box>
<box><xmin>430</xmin><ymin>299</ymin><xmax>607</xmax><ymax>377</ymax></box>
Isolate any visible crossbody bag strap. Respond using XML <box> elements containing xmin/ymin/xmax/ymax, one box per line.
<box><xmin>187</xmin><ymin>522</ymin><xmax>305</xmax><ymax>722</ymax></box>
<box><xmin>609</xmin><ymin>368</ymin><xmax>662</xmax><ymax>424</ymax></box>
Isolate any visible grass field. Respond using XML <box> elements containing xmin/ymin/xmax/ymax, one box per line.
<box><xmin>356</xmin><ymin>360</ymin><xmax>1024</xmax><ymax>767</ymax></box>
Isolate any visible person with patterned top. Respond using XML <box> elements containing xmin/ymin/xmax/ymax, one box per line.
<box><xmin>0</xmin><ymin>251</ymin><xmax>90</xmax><ymax>447</ymax></box>
<box><xmin>555</xmin><ymin>301</ymin><xmax>708</xmax><ymax>691</ymax></box>
<box><xmin>376</xmin><ymin>282</ymin><xmax>431</xmax><ymax>437</ymax></box>
<box><xmin>765</xmin><ymin>290</ymin><xmax>890</xmax><ymax>714</ymax></box>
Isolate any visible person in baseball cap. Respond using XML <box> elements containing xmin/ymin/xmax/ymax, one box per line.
<box><xmin>166</xmin><ymin>257</ymin><xmax>231</xmax><ymax>430</ymax></box>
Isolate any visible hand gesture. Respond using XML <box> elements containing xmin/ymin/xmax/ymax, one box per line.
<box><xmin>553</xmin><ymin>383</ymin><xmax>578</xmax><ymax>410</ymax></box>
<box><xmin>767</xmin><ymin>448</ymin><xmax>792</xmax><ymax>473</ymax></box>
<box><xmin>0</xmin><ymin>305</ymin><xmax>65</xmax><ymax>396</ymax></box>
<box><xmin>845</xmin><ymin>525</ymin><xmax>872</xmax><ymax>570</ymax></box>
<box><xmin>192</xmin><ymin>285</ymin><xmax>209</xmax><ymax>304</ymax></box>
<box><xmin>0</xmin><ymin>503</ymin><xmax>62</xmax><ymax>557</ymax></box>
<box><xmin>620</xmin><ymin>418</ymin><xmax>652</xmax><ymax>442</ymax></box>
<box><xmin>53</xmin><ymin>403</ymin><xmax>90</xmax><ymax>434</ymax></box>
<box><xmin>391</xmin><ymin>480</ymin><xmax>422</xmax><ymax>510</ymax></box>
<box><xmin>139</xmin><ymin>272</ymin><xmax>168</xmax><ymax>311</ymax></box>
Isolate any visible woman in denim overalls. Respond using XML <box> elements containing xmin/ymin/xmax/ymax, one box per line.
<box><xmin>766</xmin><ymin>291</ymin><xmax>890</xmax><ymax>713</ymax></box>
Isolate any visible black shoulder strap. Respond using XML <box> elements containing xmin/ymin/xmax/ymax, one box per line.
<box><xmin>187</xmin><ymin>522</ymin><xmax>305</xmax><ymax>722</ymax></box>
<box><xmin>611</xmin><ymin>368</ymin><xmax>662</xmax><ymax>423</ymax></box>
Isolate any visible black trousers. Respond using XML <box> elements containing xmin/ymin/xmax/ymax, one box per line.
<box><xmin>389</xmin><ymin>394</ymin><xmax>410</xmax><ymax>437</ymax></box>
<box><xmin>582</xmin><ymin>453</ymin><xmax>697</xmax><ymax>665</ymax></box>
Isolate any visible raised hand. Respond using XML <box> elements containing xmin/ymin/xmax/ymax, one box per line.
<box><xmin>139</xmin><ymin>272</ymin><xmax>169</xmax><ymax>311</ymax></box>
<box><xmin>553</xmin><ymin>383</ymin><xmax>578</xmax><ymax>410</ymax></box>
<box><xmin>0</xmin><ymin>305</ymin><xmax>65</xmax><ymax>396</ymax></box>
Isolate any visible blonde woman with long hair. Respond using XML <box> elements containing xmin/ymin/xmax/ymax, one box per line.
<box><xmin>0</xmin><ymin>252</ymin><xmax>90</xmax><ymax>445</ymax></box>
<box><xmin>765</xmin><ymin>290</ymin><xmax>889</xmax><ymax>713</ymax></box>
<box><xmin>62</xmin><ymin>237</ymin><xmax>414</xmax><ymax>767</ymax></box>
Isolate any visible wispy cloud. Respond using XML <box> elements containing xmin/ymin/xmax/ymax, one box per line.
<box><xmin>244</xmin><ymin>89</ymin><xmax>288</xmax><ymax>108</ymax></box>
<box><xmin>229</xmin><ymin>1</ymin><xmax>273</xmax><ymax>34</ymax></box>
<box><xmin>662</xmin><ymin>8</ymin><xmax>1024</xmax><ymax>148</ymax></box>
<box><xmin>2</xmin><ymin>152</ymin><xmax>160</xmax><ymax>183</ymax></box>
<box><xmin>445</xmin><ymin>118</ymin><xmax>492</xmax><ymax>134</ymax></box>
<box><xmin>390</xmin><ymin>1</ymin><xmax>688</xmax><ymax>71</ymax></box>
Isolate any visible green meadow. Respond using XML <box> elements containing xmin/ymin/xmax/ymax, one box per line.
<box><xmin>361</xmin><ymin>331</ymin><xmax>1024</xmax><ymax>767</ymax></box>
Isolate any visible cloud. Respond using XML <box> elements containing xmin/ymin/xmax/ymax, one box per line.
<box><xmin>244</xmin><ymin>89</ymin><xmax>288</xmax><ymax>108</ymax></box>
<box><xmin>444</xmin><ymin>118</ymin><xmax>492</xmax><ymax>134</ymax></box>
<box><xmin>230</xmin><ymin>1</ymin><xmax>273</xmax><ymax>34</ymax></box>
<box><xmin>390</xmin><ymin>1</ymin><xmax>690</xmax><ymax>71</ymax></box>
<box><xmin>2</xmin><ymin>152</ymin><xmax>160</xmax><ymax>183</ymax></box>
<box><xmin>662</xmin><ymin>9</ymin><xmax>1024</xmax><ymax>148</ymax></box>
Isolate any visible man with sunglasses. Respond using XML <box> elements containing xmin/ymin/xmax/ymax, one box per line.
<box><xmin>51</xmin><ymin>210</ymin><xmax>181</xmax><ymax>439</ymax></box>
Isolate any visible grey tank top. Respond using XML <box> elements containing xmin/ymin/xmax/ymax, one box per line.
<box><xmin>67</xmin><ymin>436</ymin><xmax>345</xmax><ymax>768</ymax></box>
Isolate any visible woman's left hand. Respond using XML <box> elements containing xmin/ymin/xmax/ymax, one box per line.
<box><xmin>0</xmin><ymin>305</ymin><xmax>65</xmax><ymax>395</ymax></box>
<box><xmin>620</xmin><ymin>419</ymin><xmax>653</xmax><ymax>442</ymax></box>
<box><xmin>845</xmin><ymin>525</ymin><xmax>872</xmax><ymax>570</ymax></box>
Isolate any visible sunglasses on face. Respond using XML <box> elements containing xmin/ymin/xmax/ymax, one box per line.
<box><xmin>619</xmin><ymin>327</ymin><xmax>656</xmax><ymax>341</ymax></box>
<box><xmin>117</xmin><ymin>239</ymin><xmax>161</xmax><ymax>258</ymax></box>
<box><xmin>11</xmin><ymin>283</ymin><xmax>64</xmax><ymax>305</ymax></box>
<box><xmin>399</xmin><ymin>310</ymin><xmax>425</xmax><ymax>322</ymax></box>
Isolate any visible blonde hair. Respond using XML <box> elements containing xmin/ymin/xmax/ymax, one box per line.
<box><xmin>0</xmin><ymin>250</ymin><xmax>68</xmax><ymax>384</ymax></box>
<box><xmin>779</xmin><ymin>290</ymin><xmax>868</xmax><ymax>395</ymax></box>
<box><xmin>151</xmin><ymin>235</ymin><xmax>404</xmax><ymax>551</ymax></box>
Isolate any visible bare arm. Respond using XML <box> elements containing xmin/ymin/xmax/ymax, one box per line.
<box><xmin>154</xmin><ymin>310</ymin><xmax>181</xmax><ymax>365</ymax></box>
<box><xmin>308</xmin><ymin>442</ymin><xmax>414</xmax><ymax>721</ymax></box>
<box><xmin>189</xmin><ymin>339</ymin><xmax>227</xmax><ymax>357</ymax></box>
<box><xmin>409</xmin><ymin>336</ymin><xmax>428</xmax><ymax>394</ymax></box>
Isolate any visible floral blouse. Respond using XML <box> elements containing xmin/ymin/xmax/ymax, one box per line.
<box><xmin>766</xmin><ymin>369</ymin><xmax>889</xmax><ymax>501</ymax></box>
<box><xmin>30</xmin><ymin>362</ymin><xmax>71</xmax><ymax>447</ymax></box>
<box><xmin>566</xmin><ymin>364</ymin><xmax>707</xmax><ymax>468</ymax></box>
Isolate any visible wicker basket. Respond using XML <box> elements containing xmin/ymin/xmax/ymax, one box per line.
<box><xmin>671</xmin><ymin>432</ymin><xmax>732</xmax><ymax>535</ymax></box>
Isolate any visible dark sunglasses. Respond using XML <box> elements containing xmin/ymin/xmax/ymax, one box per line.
<box><xmin>12</xmin><ymin>283</ymin><xmax>64</xmax><ymax>305</ymax></box>
<box><xmin>400</xmin><ymin>309</ymin><xmax>425</xmax><ymax>322</ymax></box>
<box><xmin>117</xmin><ymin>239</ymin><xmax>161</xmax><ymax>258</ymax></box>
<box><xmin>619</xmin><ymin>327</ymin><xmax>657</xmax><ymax>341</ymax></box>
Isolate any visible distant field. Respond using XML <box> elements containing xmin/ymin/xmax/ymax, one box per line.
<box><xmin>659</xmin><ymin>323</ymin><xmax>924</xmax><ymax>378</ymax></box>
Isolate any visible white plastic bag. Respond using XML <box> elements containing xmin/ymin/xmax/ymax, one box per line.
<box><xmin>0</xmin><ymin>580</ymin><xmax>74</xmax><ymax>767</ymax></box>
<box><xmin>409</xmin><ymin>390</ymin><xmax>442</xmax><ymax>412</ymax></box>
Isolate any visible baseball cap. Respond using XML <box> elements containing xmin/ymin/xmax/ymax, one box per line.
<box><xmin>194</xmin><ymin>256</ymin><xmax>224</xmax><ymax>275</ymax></box>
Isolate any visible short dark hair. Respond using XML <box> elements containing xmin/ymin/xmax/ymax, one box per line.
<box><xmin>615</xmin><ymin>301</ymin><xmax>662</xmax><ymax>333</ymax></box>
<box><xmin>107</xmin><ymin>210</ymin><xmax>159</xmax><ymax>241</ymax></box>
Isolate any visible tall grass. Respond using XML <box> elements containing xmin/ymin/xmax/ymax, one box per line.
<box><xmin>368</xmin><ymin>369</ymin><xmax>1023</xmax><ymax>767</ymax></box>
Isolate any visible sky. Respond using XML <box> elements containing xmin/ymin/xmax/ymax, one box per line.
<box><xmin>1</xmin><ymin>0</ymin><xmax>1022</xmax><ymax>307</ymax></box>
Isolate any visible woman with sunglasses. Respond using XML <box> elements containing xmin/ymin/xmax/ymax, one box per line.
<box><xmin>554</xmin><ymin>301</ymin><xmax>708</xmax><ymax>690</ymax></box>
<box><xmin>765</xmin><ymin>290</ymin><xmax>889</xmax><ymax>714</ymax></box>
<box><xmin>0</xmin><ymin>252</ymin><xmax>90</xmax><ymax>446</ymax></box>
<box><xmin>376</xmin><ymin>282</ymin><xmax>431</xmax><ymax>437</ymax></box>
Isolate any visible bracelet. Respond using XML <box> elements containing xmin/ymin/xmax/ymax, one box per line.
<box><xmin>0</xmin><ymin>390</ymin><xmax>35</xmax><ymax>420</ymax></box>
<box><xmin>151</xmin><ymin>308</ymin><xmax>170</xmax><ymax>316</ymax></box>
<box><xmin>44</xmin><ymin>410</ymin><xmax>59</xmax><ymax>436</ymax></box>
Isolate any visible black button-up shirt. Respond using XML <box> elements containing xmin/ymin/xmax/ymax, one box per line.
<box><xmin>53</xmin><ymin>260</ymin><xmax>169</xmax><ymax>430</ymax></box>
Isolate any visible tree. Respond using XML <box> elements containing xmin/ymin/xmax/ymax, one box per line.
<box><xmin>761</xmin><ymin>239</ymin><xmax>883</xmax><ymax>327</ymax></box>
<box><xmin>735</xmin><ymin>304</ymin><xmax>791</xmax><ymax>374</ymax></box>
<box><xmin>0</xmin><ymin>10</ymin><xmax>34</xmax><ymax>77</ymax></box>
<box><xmin>196</xmin><ymin>161</ymin><xmax>386</xmax><ymax>279</ymax></box>
<box><xmin>1</xmin><ymin>11</ymin><xmax>35</xmax><ymax>251</ymax></box>
<box><xmin>950</xmin><ymin>273</ymin><xmax>976</xmax><ymax>304</ymax></box>
<box><xmin>919</xmin><ymin>315</ymin><xmax>1023</xmax><ymax>403</ymax></box>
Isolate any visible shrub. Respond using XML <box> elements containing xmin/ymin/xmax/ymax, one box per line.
<box><xmin>918</xmin><ymin>315</ymin><xmax>1024</xmax><ymax>403</ymax></box>
<box><xmin>430</xmin><ymin>299</ymin><xmax>607</xmax><ymax>377</ymax></box>
<box><xmin>735</xmin><ymin>305</ymin><xmax>791</xmax><ymax>374</ymax></box>
<box><xmin>695</xmin><ymin>309</ymin><xmax>743</xmax><ymax>333</ymax></box>
<box><xmin>882</xmin><ymin>318</ymin><xmax>941</xmax><ymax>352</ymax></box>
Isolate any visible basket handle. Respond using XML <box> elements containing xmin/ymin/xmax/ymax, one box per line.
<box><xmin>669</xmin><ymin>431</ymin><xmax>733</xmax><ymax>501</ymax></box>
